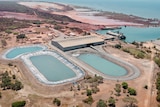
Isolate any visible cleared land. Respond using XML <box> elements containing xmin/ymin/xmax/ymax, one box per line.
<box><xmin>0</xmin><ymin>1</ymin><xmax>159</xmax><ymax>107</ymax></box>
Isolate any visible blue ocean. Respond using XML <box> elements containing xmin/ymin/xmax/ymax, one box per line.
<box><xmin>41</xmin><ymin>0</ymin><xmax>160</xmax><ymax>19</ymax></box>
<box><xmin>96</xmin><ymin>27</ymin><xmax>160</xmax><ymax>43</ymax></box>
<box><xmin>40</xmin><ymin>0</ymin><xmax>160</xmax><ymax>42</ymax></box>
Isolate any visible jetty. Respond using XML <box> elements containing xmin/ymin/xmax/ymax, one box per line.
<box><xmin>107</xmin><ymin>31</ymin><xmax>126</xmax><ymax>40</ymax></box>
<box><xmin>101</xmin><ymin>26</ymin><xmax>121</xmax><ymax>30</ymax></box>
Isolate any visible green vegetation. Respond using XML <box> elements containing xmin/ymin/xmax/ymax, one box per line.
<box><xmin>157</xmin><ymin>95</ymin><xmax>160</xmax><ymax>102</ymax></box>
<box><xmin>0</xmin><ymin>18</ymin><xmax>30</xmax><ymax>32</ymax></box>
<box><xmin>114</xmin><ymin>44</ymin><xmax>122</xmax><ymax>49</ymax></box>
<box><xmin>91</xmin><ymin>86</ymin><xmax>100</xmax><ymax>94</ymax></box>
<box><xmin>154</xmin><ymin>54</ymin><xmax>160</xmax><ymax>67</ymax></box>
<box><xmin>86</xmin><ymin>89</ymin><xmax>92</xmax><ymax>96</ymax></box>
<box><xmin>122</xmin><ymin>48</ymin><xmax>146</xmax><ymax>59</ymax></box>
<box><xmin>0</xmin><ymin>92</ymin><xmax>1</xmax><ymax>98</ymax></box>
<box><xmin>123</xmin><ymin>97</ymin><xmax>137</xmax><ymax>107</ymax></box>
<box><xmin>80</xmin><ymin>75</ymin><xmax>104</xmax><ymax>105</ymax></box>
<box><xmin>0</xmin><ymin>71</ymin><xmax>23</xmax><ymax>91</ymax></box>
<box><xmin>53</xmin><ymin>98</ymin><xmax>61</xmax><ymax>106</ymax></box>
<box><xmin>8</xmin><ymin>63</ymin><xmax>13</xmax><ymax>66</ymax></box>
<box><xmin>114</xmin><ymin>84</ymin><xmax>121</xmax><ymax>96</ymax></box>
<box><xmin>12</xmin><ymin>75</ymin><xmax>16</xmax><ymax>79</ymax></box>
<box><xmin>32</xmin><ymin>20</ymin><xmax>43</xmax><ymax>25</ymax></box>
<box><xmin>156</xmin><ymin>72</ymin><xmax>160</xmax><ymax>102</ymax></box>
<box><xmin>84</xmin><ymin>75</ymin><xmax>103</xmax><ymax>94</ymax></box>
<box><xmin>16</xmin><ymin>34</ymin><xmax>26</xmax><ymax>39</ymax></box>
<box><xmin>122</xmin><ymin>82</ymin><xmax>128</xmax><ymax>89</ymax></box>
<box><xmin>83</xmin><ymin>95</ymin><xmax>94</xmax><ymax>105</ymax></box>
<box><xmin>54</xmin><ymin>25</ymin><xmax>63</xmax><ymax>30</ymax></box>
<box><xmin>144</xmin><ymin>85</ymin><xmax>148</xmax><ymax>89</ymax></box>
<box><xmin>0</xmin><ymin>17</ymin><xmax>30</xmax><ymax>31</ymax></box>
<box><xmin>84</xmin><ymin>75</ymin><xmax>103</xmax><ymax>84</ymax></box>
<box><xmin>70</xmin><ymin>27</ymin><xmax>83</xmax><ymax>33</ymax></box>
<box><xmin>13</xmin><ymin>32</ymin><xmax>19</xmax><ymax>35</ymax></box>
<box><xmin>1</xmin><ymin>71</ymin><xmax>12</xmax><ymax>90</ymax></box>
<box><xmin>96</xmin><ymin>99</ymin><xmax>107</xmax><ymax>107</ymax></box>
<box><xmin>1</xmin><ymin>39</ymin><xmax>7</xmax><ymax>47</ymax></box>
<box><xmin>0</xmin><ymin>1</ymin><xmax>34</xmax><ymax>14</ymax></box>
<box><xmin>5</xmin><ymin>29</ymin><xmax>12</xmax><ymax>34</ymax></box>
<box><xmin>12</xmin><ymin>101</ymin><xmax>26</xmax><ymax>107</ymax></box>
<box><xmin>0</xmin><ymin>1</ymin><xmax>78</xmax><ymax>22</ymax></box>
<box><xmin>128</xmin><ymin>88</ymin><xmax>137</xmax><ymax>96</ymax></box>
<box><xmin>108</xmin><ymin>97</ymin><xmax>116</xmax><ymax>107</ymax></box>
<box><xmin>12</xmin><ymin>80</ymin><xmax>23</xmax><ymax>91</ymax></box>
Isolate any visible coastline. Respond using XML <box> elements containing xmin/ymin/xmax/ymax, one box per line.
<box><xmin>18</xmin><ymin>1</ymin><xmax>144</xmax><ymax>26</ymax></box>
<box><xmin>18</xmin><ymin>1</ymin><xmax>160</xmax><ymax>27</ymax></box>
<box><xmin>0</xmin><ymin>1</ymin><xmax>159</xmax><ymax>107</ymax></box>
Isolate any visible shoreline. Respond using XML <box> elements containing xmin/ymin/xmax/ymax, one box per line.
<box><xmin>17</xmin><ymin>2</ymin><xmax>143</xmax><ymax>26</ymax></box>
<box><xmin>18</xmin><ymin>1</ymin><xmax>160</xmax><ymax>27</ymax></box>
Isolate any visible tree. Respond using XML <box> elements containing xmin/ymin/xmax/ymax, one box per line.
<box><xmin>122</xmin><ymin>82</ymin><xmax>128</xmax><ymax>89</ymax></box>
<box><xmin>83</xmin><ymin>95</ymin><xmax>94</xmax><ymax>105</ymax></box>
<box><xmin>97</xmin><ymin>99</ymin><xmax>107</xmax><ymax>107</ymax></box>
<box><xmin>16</xmin><ymin>34</ymin><xmax>26</xmax><ymax>39</ymax></box>
<box><xmin>128</xmin><ymin>88</ymin><xmax>137</xmax><ymax>96</ymax></box>
<box><xmin>12</xmin><ymin>75</ymin><xmax>16</xmax><ymax>79</ymax></box>
<box><xmin>144</xmin><ymin>85</ymin><xmax>148</xmax><ymax>89</ymax></box>
<box><xmin>77</xmin><ymin>84</ymin><xmax>80</xmax><ymax>91</ymax></box>
<box><xmin>86</xmin><ymin>89</ymin><xmax>92</xmax><ymax>96</ymax></box>
<box><xmin>108</xmin><ymin>97</ymin><xmax>115</xmax><ymax>107</ymax></box>
<box><xmin>53</xmin><ymin>98</ymin><xmax>61</xmax><ymax>106</ymax></box>
<box><xmin>123</xmin><ymin>97</ymin><xmax>138</xmax><ymax>107</ymax></box>
<box><xmin>12</xmin><ymin>80</ymin><xmax>23</xmax><ymax>91</ymax></box>
<box><xmin>0</xmin><ymin>92</ymin><xmax>1</xmax><ymax>98</ymax></box>
<box><xmin>1</xmin><ymin>71</ymin><xmax>11</xmax><ymax>90</ymax></box>
<box><xmin>137</xmin><ymin>52</ymin><xmax>145</xmax><ymax>59</ymax></box>
<box><xmin>12</xmin><ymin>101</ymin><xmax>26</xmax><ymax>107</ymax></box>
<box><xmin>114</xmin><ymin>84</ymin><xmax>121</xmax><ymax>96</ymax></box>
<box><xmin>157</xmin><ymin>94</ymin><xmax>160</xmax><ymax>102</ymax></box>
<box><xmin>70</xmin><ymin>86</ymin><xmax>73</xmax><ymax>91</ymax></box>
<box><xmin>115</xmin><ymin>44</ymin><xmax>121</xmax><ymax>49</ymax></box>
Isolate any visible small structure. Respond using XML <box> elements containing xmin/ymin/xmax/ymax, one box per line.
<box><xmin>107</xmin><ymin>31</ymin><xmax>122</xmax><ymax>37</ymax></box>
<box><xmin>107</xmin><ymin>31</ymin><xmax>126</xmax><ymax>40</ymax></box>
<box><xmin>101</xmin><ymin>26</ymin><xmax>121</xmax><ymax>30</ymax></box>
<box><xmin>52</xmin><ymin>35</ymin><xmax>104</xmax><ymax>51</ymax></box>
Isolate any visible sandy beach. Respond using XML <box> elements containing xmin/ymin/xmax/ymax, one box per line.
<box><xmin>19</xmin><ymin>2</ymin><xmax>142</xmax><ymax>26</ymax></box>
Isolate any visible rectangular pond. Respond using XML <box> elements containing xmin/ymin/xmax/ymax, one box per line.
<box><xmin>30</xmin><ymin>55</ymin><xmax>76</xmax><ymax>82</ymax></box>
<box><xmin>21</xmin><ymin>51</ymin><xmax>84</xmax><ymax>85</ymax></box>
<box><xmin>78</xmin><ymin>54</ymin><xmax>127</xmax><ymax>77</ymax></box>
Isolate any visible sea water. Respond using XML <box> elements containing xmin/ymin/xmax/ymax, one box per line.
<box><xmin>41</xmin><ymin>0</ymin><xmax>160</xmax><ymax>19</ymax></box>
<box><xmin>96</xmin><ymin>26</ymin><xmax>160</xmax><ymax>43</ymax></box>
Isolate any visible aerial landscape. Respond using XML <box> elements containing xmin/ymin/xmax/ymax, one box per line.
<box><xmin>0</xmin><ymin>0</ymin><xmax>160</xmax><ymax>107</ymax></box>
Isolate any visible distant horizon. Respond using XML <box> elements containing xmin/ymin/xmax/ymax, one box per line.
<box><xmin>0</xmin><ymin>0</ymin><xmax>160</xmax><ymax>19</ymax></box>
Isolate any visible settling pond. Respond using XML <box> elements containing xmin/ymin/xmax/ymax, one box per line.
<box><xmin>2</xmin><ymin>45</ymin><xmax>84</xmax><ymax>85</ymax></box>
<box><xmin>76</xmin><ymin>52</ymin><xmax>140</xmax><ymax>81</ymax></box>
<box><xmin>2</xmin><ymin>45</ymin><xmax>140</xmax><ymax>83</ymax></box>
<box><xmin>3</xmin><ymin>45</ymin><xmax>46</xmax><ymax>59</ymax></box>
<box><xmin>78</xmin><ymin>54</ymin><xmax>127</xmax><ymax>76</ymax></box>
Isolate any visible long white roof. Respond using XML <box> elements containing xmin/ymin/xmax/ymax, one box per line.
<box><xmin>53</xmin><ymin>35</ymin><xmax>104</xmax><ymax>48</ymax></box>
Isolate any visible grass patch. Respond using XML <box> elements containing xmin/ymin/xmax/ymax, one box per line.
<box><xmin>122</xmin><ymin>48</ymin><xmax>148</xmax><ymax>59</ymax></box>
<box><xmin>154</xmin><ymin>56</ymin><xmax>160</xmax><ymax>67</ymax></box>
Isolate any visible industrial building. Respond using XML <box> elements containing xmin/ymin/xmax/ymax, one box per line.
<box><xmin>52</xmin><ymin>35</ymin><xmax>104</xmax><ymax>51</ymax></box>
